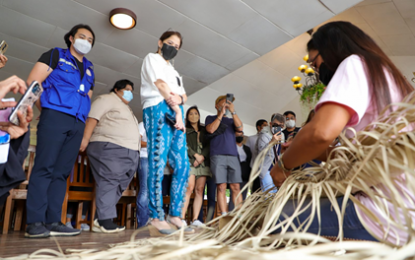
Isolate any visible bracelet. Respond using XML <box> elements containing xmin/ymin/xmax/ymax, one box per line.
<box><xmin>236</xmin><ymin>124</ymin><xmax>243</xmax><ymax>129</ymax></box>
<box><xmin>216</xmin><ymin>117</ymin><xmax>222</xmax><ymax>122</ymax></box>
<box><xmin>277</xmin><ymin>154</ymin><xmax>291</xmax><ymax>172</ymax></box>
<box><xmin>179</xmin><ymin>95</ymin><xmax>184</xmax><ymax>105</ymax></box>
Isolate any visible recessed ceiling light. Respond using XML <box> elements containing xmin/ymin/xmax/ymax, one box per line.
<box><xmin>109</xmin><ymin>8</ymin><xmax>137</xmax><ymax>30</ymax></box>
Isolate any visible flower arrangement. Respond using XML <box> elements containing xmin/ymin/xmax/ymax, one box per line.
<box><xmin>291</xmin><ymin>55</ymin><xmax>327</xmax><ymax>114</ymax></box>
<box><xmin>299</xmin><ymin>82</ymin><xmax>326</xmax><ymax>104</ymax></box>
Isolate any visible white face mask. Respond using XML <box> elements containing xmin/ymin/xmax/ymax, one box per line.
<box><xmin>73</xmin><ymin>38</ymin><xmax>92</xmax><ymax>55</ymax></box>
<box><xmin>286</xmin><ymin>119</ymin><xmax>296</xmax><ymax>128</ymax></box>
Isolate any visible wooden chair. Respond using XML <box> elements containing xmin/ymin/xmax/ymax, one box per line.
<box><xmin>61</xmin><ymin>151</ymin><xmax>95</xmax><ymax>230</ymax></box>
<box><xmin>2</xmin><ymin>145</ymin><xmax>36</xmax><ymax>234</ymax></box>
<box><xmin>116</xmin><ymin>176</ymin><xmax>138</xmax><ymax>229</ymax></box>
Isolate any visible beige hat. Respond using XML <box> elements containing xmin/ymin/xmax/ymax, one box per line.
<box><xmin>215</xmin><ymin>95</ymin><xmax>235</xmax><ymax>105</ymax></box>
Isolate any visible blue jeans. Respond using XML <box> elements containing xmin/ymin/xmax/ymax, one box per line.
<box><xmin>260</xmin><ymin>172</ymin><xmax>277</xmax><ymax>193</ymax></box>
<box><xmin>136</xmin><ymin>157</ymin><xmax>149</xmax><ymax>228</ymax></box>
<box><xmin>275</xmin><ymin>196</ymin><xmax>378</xmax><ymax>241</ymax></box>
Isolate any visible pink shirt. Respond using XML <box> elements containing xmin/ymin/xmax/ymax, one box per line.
<box><xmin>315</xmin><ymin>55</ymin><xmax>414</xmax><ymax>245</ymax></box>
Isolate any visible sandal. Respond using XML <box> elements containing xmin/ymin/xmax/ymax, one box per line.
<box><xmin>146</xmin><ymin>219</ymin><xmax>177</xmax><ymax>237</ymax></box>
<box><xmin>166</xmin><ymin>215</ymin><xmax>195</xmax><ymax>234</ymax></box>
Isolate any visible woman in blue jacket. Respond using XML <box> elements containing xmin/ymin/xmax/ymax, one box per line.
<box><xmin>25</xmin><ymin>24</ymin><xmax>95</xmax><ymax>238</ymax></box>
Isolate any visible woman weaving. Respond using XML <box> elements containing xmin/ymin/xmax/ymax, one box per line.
<box><xmin>271</xmin><ymin>21</ymin><xmax>415</xmax><ymax>245</ymax></box>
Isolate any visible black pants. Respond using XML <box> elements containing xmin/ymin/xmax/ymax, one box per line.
<box><xmin>26</xmin><ymin>109</ymin><xmax>84</xmax><ymax>224</ymax></box>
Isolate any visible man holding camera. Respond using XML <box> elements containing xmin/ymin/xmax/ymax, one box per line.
<box><xmin>256</xmin><ymin>113</ymin><xmax>285</xmax><ymax>191</ymax></box>
<box><xmin>205</xmin><ymin>95</ymin><xmax>243</xmax><ymax>215</ymax></box>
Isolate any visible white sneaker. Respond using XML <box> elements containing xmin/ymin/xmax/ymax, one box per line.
<box><xmin>81</xmin><ymin>223</ymin><xmax>90</xmax><ymax>231</ymax></box>
<box><xmin>191</xmin><ymin>220</ymin><xmax>205</xmax><ymax>227</ymax></box>
<box><xmin>92</xmin><ymin>219</ymin><xmax>102</xmax><ymax>233</ymax></box>
<box><xmin>65</xmin><ymin>222</ymin><xmax>73</xmax><ymax>229</ymax></box>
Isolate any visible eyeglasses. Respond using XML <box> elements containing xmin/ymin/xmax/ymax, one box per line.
<box><xmin>308</xmin><ymin>52</ymin><xmax>320</xmax><ymax>65</ymax></box>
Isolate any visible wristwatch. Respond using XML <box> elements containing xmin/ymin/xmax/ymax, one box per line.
<box><xmin>179</xmin><ymin>95</ymin><xmax>184</xmax><ymax>105</ymax></box>
<box><xmin>277</xmin><ymin>154</ymin><xmax>291</xmax><ymax>172</ymax></box>
<box><xmin>231</xmin><ymin>111</ymin><xmax>237</xmax><ymax>115</ymax></box>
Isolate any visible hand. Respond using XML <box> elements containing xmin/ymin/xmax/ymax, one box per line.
<box><xmin>0</xmin><ymin>106</ymin><xmax>33</xmax><ymax>139</ymax></box>
<box><xmin>0</xmin><ymin>55</ymin><xmax>8</xmax><ymax>69</ymax></box>
<box><xmin>227</xmin><ymin>100</ymin><xmax>235</xmax><ymax>113</ymax></box>
<box><xmin>270</xmin><ymin>164</ymin><xmax>290</xmax><ymax>188</ymax></box>
<box><xmin>193</xmin><ymin>160</ymin><xmax>200</xmax><ymax>167</ymax></box>
<box><xmin>218</xmin><ymin>103</ymin><xmax>228</xmax><ymax>117</ymax></box>
<box><xmin>194</xmin><ymin>153</ymin><xmax>205</xmax><ymax>164</ymax></box>
<box><xmin>0</xmin><ymin>76</ymin><xmax>27</xmax><ymax>109</ymax></box>
<box><xmin>166</xmin><ymin>92</ymin><xmax>182</xmax><ymax>107</ymax></box>
<box><xmin>79</xmin><ymin>138</ymin><xmax>89</xmax><ymax>152</ymax></box>
<box><xmin>271</xmin><ymin>132</ymin><xmax>282</xmax><ymax>143</ymax></box>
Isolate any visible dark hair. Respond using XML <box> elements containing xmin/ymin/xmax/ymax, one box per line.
<box><xmin>185</xmin><ymin>106</ymin><xmax>202</xmax><ymax>131</ymax></box>
<box><xmin>283</xmin><ymin>111</ymin><xmax>296</xmax><ymax>118</ymax></box>
<box><xmin>303</xmin><ymin>109</ymin><xmax>315</xmax><ymax>126</ymax></box>
<box><xmin>307</xmin><ymin>39</ymin><xmax>316</xmax><ymax>51</ymax></box>
<box><xmin>157</xmin><ymin>30</ymin><xmax>183</xmax><ymax>52</ymax></box>
<box><xmin>312</xmin><ymin>21</ymin><xmax>413</xmax><ymax>112</ymax></box>
<box><xmin>110</xmin><ymin>79</ymin><xmax>134</xmax><ymax>93</ymax></box>
<box><xmin>255</xmin><ymin>119</ymin><xmax>267</xmax><ymax>131</ymax></box>
<box><xmin>64</xmin><ymin>24</ymin><xmax>95</xmax><ymax>49</ymax></box>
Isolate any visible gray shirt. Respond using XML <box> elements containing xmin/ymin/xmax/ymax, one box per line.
<box><xmin>256</xmin><ymin>128</ymin><xmax>275</xmax><ymax>179</ymax></box>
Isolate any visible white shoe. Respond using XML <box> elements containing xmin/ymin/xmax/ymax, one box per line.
<box><xmin>191</xmin><ymin>220</ymin><xmax>205</xmax><ymax>227</ymax></box>
<box><xmin>92</xmin><ymin>219</ymin><xmax>101</xmax><ymax>233</ymax></box>
<box><xmin>92</xmin><ymin>219</ymin><xmax>125</xmax><ymax>233</ymax></box>
<box><xmin>81</xmin><ymin>223</ymin><xmax>90</xmax><ymax>231</ymax></box>
<box><xmin>65</xmin><ymin>222</ymin><xmax>73</xmax><ymax>229</ymax></box>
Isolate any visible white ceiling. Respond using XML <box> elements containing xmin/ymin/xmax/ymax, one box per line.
<box><xmin>0</xmin><ymin>0</ymin><xmax>360</xmax><ymax>130</ymax></box>
<box><xmin>187</xmin><ymin>0</ymin><xmax>415</xmax><ymax>135</ymax></box>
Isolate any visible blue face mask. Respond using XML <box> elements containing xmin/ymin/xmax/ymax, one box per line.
<box><xmin>122</xmin><ymin>90</ymin><xmax>133</xmax><ymax>102</ymax></box>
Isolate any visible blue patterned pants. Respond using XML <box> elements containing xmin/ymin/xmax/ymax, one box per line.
<box><xmin>143</xmin><ymin>101</ymin><xmax>190</xmax><ymax>220</ymax></box>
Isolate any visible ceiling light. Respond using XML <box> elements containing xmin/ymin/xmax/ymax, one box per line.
<box><xmin>109</xmin><ymin>8</ymin><xmax>137</xmax><ymax>30</ymax></box>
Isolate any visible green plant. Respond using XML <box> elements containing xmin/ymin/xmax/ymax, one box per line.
<box><xmin>300</xmin><ymin>82</ymin><xmax>326</xmax><ymax>103</ymax></box>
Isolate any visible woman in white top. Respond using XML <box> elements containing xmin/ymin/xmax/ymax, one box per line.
<box><xmin>141</xmin><ymin>31</ymin><xmax>192</xmax><ymax>235</ymax></box>
<box><xmin>271</xmin><ymin>22</ymin><xmax>414</xmax><ymax>245</ymax></box>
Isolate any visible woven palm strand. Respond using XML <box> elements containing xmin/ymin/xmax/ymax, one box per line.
<box><xmin>189</xmin><ymin>91</ymin><xmax>415</xmax><ymax>249</ymax></box>
<box><xmin>6</xmin><ymin>93</ymin><xmax>415</xmax><ymax>259</ymax></box>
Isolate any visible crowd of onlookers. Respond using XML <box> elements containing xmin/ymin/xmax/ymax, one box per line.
<box><xmin>0</xmin><ymin>24</ymin><xmax>307</xmax><ymax>237</ymax></box>
<box><xmin>159</xmin><ymin>100</ymin><xmax>307</xmax><ymax>226</ymax></box>
<box><xmin>0</xmin><ymin>22</ymin><xmax>313</xmax><ymax>237</ymax></box>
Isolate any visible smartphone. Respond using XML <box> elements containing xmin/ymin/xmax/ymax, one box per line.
<box><xmin>0</xmin><ymin>40</ymin><xmax>8</xmax><ymax>55</ymax></box>
<box><xmin>226</xmin><ymin>93</ymin><xmax>234</xmax><ymax>103</ymax></box>
<box><xmin>8</xmin><ymin>81</ymin><xmax>43</xmax><ymax>125</ymax></box>
<box><xmin>272</xmin><ymin>126</ymin><xmax>282</xmax><ymax>135</ymax></box>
